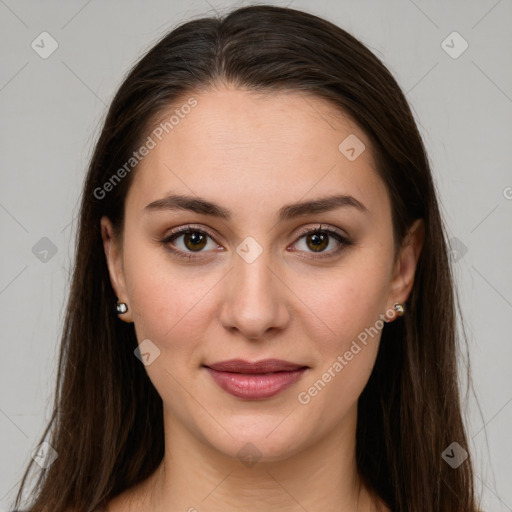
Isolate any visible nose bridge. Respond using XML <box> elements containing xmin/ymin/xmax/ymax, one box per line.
<box><xmin>219</xmin><ymin>246</ymin><xmax>290</xmax><ymax>339</ymax></box>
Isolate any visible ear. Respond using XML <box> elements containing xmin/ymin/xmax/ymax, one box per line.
<box><xmin>388</xmin><ymin>218</ymin><xmax>424</xmax><ymax>310</ymax></box>
<box><xmin>100</xmin><ymin>216</ymin><xmax>133</xmax><ymax>323</ymax></box>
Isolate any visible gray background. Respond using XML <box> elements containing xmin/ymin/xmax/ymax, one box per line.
<box><xmin>1</xmin><ymin>0</ymin><xmax>511</xmax><ymax>509</ymax></box>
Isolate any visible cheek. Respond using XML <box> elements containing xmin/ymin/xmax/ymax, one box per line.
<box><xmin>292</xmin><ymin>251</ymin><xmax>392</xmax><ymax>406</ymax></box>
<box><xmin>122</xmin><ymin>242</ymin><xmax>213</xmax><ymax>354</ymax></box>
<box><xmin>300</xmin><ymin>258</ymin><xmax>391</xmax><ymax>349</ymax></box>
<box><xmin>295</xmin><ymin>283</ymin><xmax>386</xmax><ymax>421</ymax></box>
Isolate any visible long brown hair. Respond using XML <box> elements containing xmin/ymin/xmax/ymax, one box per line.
<box><xmin>13</xmin><ymin>4</ymin><xmax>479</xmax><ymax>511</ymax></box>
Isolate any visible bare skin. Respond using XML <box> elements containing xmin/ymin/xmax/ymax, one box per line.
<box><xmin>101</xmin><ymin>84</ymin><xmax>423</xmax><ymax>512</ymax></box>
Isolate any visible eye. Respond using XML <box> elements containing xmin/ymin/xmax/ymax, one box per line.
<box><xmin>290</xmin><ymin>224</ymin><xmax>352</xmax><ymax>258</ymax></box>
<box><xmin>160</xmin><ymin>225</ymin><xmax>220</xmax><ymax>260</ymax></box>
<box><xmin>160</xmin><ymin>223</ymin><xmax>352</xmax><ymax>261</ymax></box>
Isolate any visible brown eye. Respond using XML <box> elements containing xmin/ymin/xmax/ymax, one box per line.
<box><xmin>182</xmin><ymin>232</ymin><xmax>208</xmax><ymax>251</ymax></box>
<box><xmin>161</xmin><ymin>226</ymin><xmax>219</xmax><ymax>260</ymax></box>
<box><xmin>305</xmin><ymin>232</ymin><xmax>329</xmax><ymax>252</ymax></box>
<box><xmin>291</xmin><ymin>226</ymin><xmax>352</xmax><ymax>258</ymax></box>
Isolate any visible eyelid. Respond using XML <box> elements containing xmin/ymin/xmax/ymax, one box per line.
<box><xmin>292</xmin><ymin>223</ymin><xmax>348</xmax><ymax>241</ymax></box>
<box><xmin>164</xmin><ymin>223</ymin><xmax>219</xmax><ymax>241</ymax></box>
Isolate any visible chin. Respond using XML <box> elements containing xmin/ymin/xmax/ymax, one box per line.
<box><xmin>199</xmin><ymin>417</ymin><xmax>314</xmax><ymax>465</ymax></box>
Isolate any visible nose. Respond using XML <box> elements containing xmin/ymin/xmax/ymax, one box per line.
<box><xmin>219</xmin><ymin>252</ymin><xmax>291</xmax><ymax>341</ymax></box>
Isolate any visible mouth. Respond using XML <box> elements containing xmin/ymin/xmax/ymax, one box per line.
<box><xmin>203</xmin><ymin>359</ymin><xmax>309</xmax><ymax>400</ymax></box>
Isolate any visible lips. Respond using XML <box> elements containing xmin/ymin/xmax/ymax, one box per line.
<box><xmin>203</xmin><ymin>359</ymin><xmax>309</xmax><ymax>399</ymax></box>
<box><xmin>205</xmin><ymin>358</ymin><xmax>306</xmax><ymax>374</ymax></box>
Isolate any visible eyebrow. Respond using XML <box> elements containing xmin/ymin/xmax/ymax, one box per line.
<box><xmin>144</xmin><ymin>193</ymin><xmax>369</xmax><ymax>221</ymax></box>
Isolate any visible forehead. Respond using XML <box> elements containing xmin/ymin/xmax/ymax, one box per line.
<box><xmin>126</xmin><ymin>87</ymin><xmax>388</xmax><ymax>220</ymax></box>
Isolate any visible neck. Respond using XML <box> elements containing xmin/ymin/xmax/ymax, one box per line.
<box><xmin>144</xmin><ymin>403</ymin><xmax>376</xmax><ymax>512</ymax></box>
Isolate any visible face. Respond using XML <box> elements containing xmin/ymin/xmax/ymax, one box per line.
<box><xmin>102</xmin><ymin>86</ymin><xmax>422</xmax><ymax>462</ymax></box>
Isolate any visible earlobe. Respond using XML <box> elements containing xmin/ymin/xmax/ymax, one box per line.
<box><xmin>100</xmin><ymin>216</ymin><xmax>133</xmax><ymax>323</ymax></box>
<box><xmin>389</xmin><ymin>218</ymin><xmax>425</xmax><ymax>307</ymax></box>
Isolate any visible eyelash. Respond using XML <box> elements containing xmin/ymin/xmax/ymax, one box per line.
<box><xmin>160</xmin><ymin>224</ymin><xmax>353</xmax><ymax>261</ymax></box>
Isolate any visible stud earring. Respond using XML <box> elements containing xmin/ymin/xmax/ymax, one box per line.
<box><xmin>393</xmin><ymin>302</ymin><xmax>405</xmax><ymax>317</ymax></box>
<box><xmin>116</xmin><ymin>302</ymin><xmax>128</xmax><ymax>314</ymax></box>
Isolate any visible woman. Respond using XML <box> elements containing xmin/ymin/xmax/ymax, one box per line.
<box><xmin>12</xmin><ymin>4</ymin><xmax>480</xmax><ymax>512</ymax></box>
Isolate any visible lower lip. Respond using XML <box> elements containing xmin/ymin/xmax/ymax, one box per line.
<box><xmin>205</xmin><ymin>367</ymin><xmax>307</xmax><ymax>399</ymax></box>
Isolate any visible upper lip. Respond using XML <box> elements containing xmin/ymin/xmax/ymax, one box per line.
<box><xmin>204</xmin><ymin>359</ymin><xmax>308</xmax><ymax>374</ymax></box>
